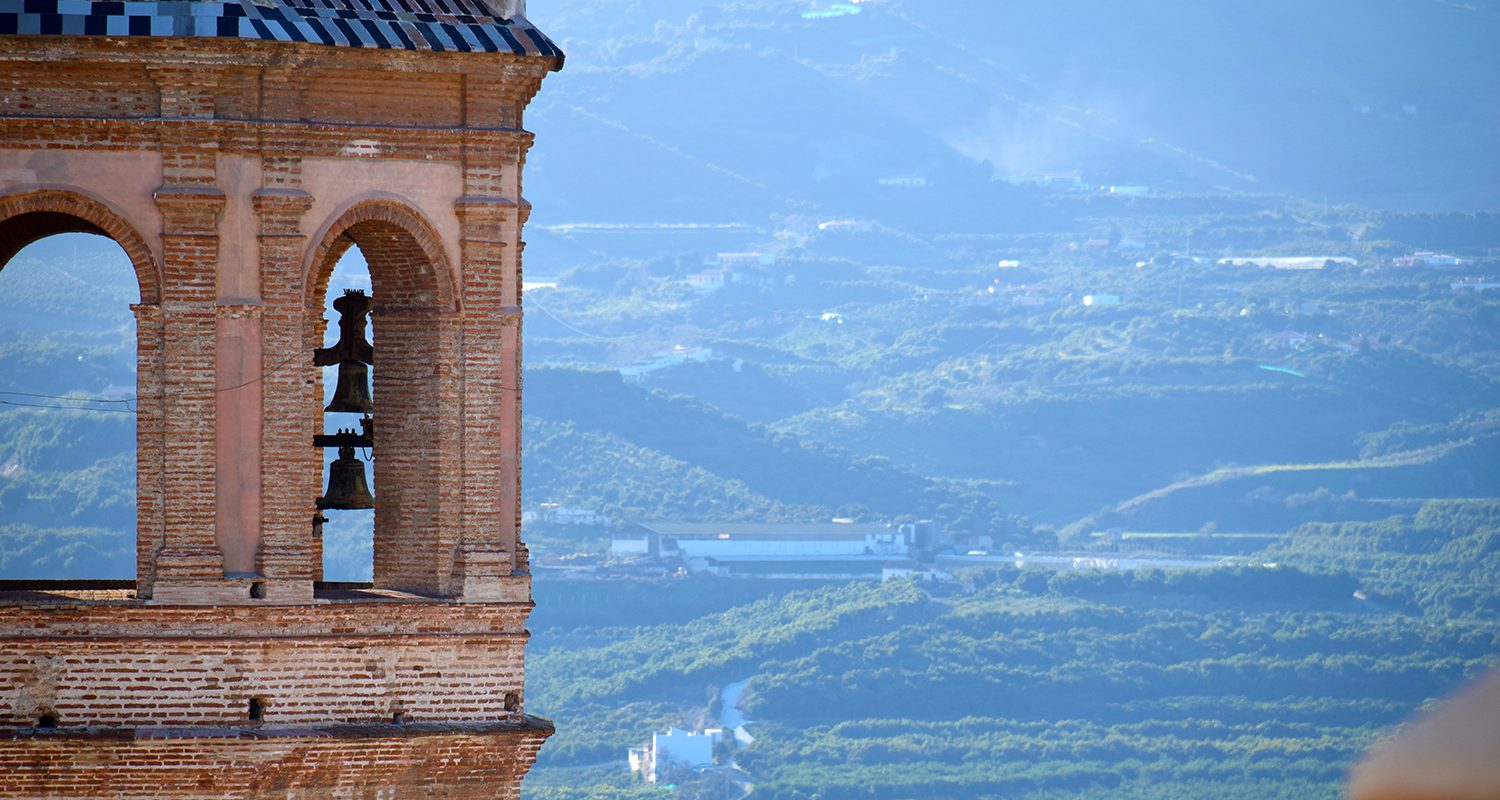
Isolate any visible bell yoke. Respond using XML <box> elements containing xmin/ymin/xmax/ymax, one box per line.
<box><xmin>314</xmin><ymin>289</ymin><xmax>376</xmax><ymax>510</ymax></box>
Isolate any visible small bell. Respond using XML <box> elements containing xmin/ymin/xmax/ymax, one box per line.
<box><xmin>325</xmin><ymin>360</ymin><xmax>374</xmax><ymax>414</ymax></box>
<box><xmin>318</xmin><ymin>445</ymin><xmax>374</xmax><ymax>510</ymax></box>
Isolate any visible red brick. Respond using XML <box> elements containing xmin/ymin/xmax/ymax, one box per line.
<box><xmin>0</xmin><ymin>31</ymin><xmax>557</xmax><ymax>797</ymax></box>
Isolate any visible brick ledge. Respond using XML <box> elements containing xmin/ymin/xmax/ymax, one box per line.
<box><xmin>0</xmin><ymin>716</ymin><xmax>554</xmax><ymax>742</ymax></box>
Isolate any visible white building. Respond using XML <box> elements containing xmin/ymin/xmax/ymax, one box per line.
<box><xmin>629</xmin><ymin>727</ymin><xmax>725</xmax><ymax>783</ymax></box>
<box><xmin>684</xmin><ymin>268</ymin><xmax>727</xmax><ymax>293</ymax></box>
<box><xmin>714</xmin><ymin>252</ymin><xmax>777</xmax><ymax>269</ymax></box>
<box><xmin>614</xmin><ymin>521</ymin><xmax>913</xmax><ymax>578</ymax></box>
<box><xmin>610</xmin><ymin>528</ymin><xmax>654</xmax><ymax>558</ymax></box>
<box><xmin>619</xmin><ymin>345</ymin><xmax>714</xmax><ymax>383</ymax></box>
<box><xmin>1219</xmin><ymin>256</ymin><xmax>1357</xmax><ymax>270</ymax></box>
<box><xmin>1262</xmin><ymin>331</ymin><xmax>1310</xmax><ymax>350</ymax></box>
<box><xmin>1082</xmin><ymin>293</ymin><xmax>1121</xmax><ymax>307</ymax></box>
<box><xmin>1394</xmin><ymin>252</ymin><xmax>1470</xmax><ymax>268</ymax></box>
<box><xmin>524</xmin><ymin>503</ymin><xmax>612</xmax><ymax>527</ymax></box>
<box><xmin>1452</xmin><ymin>277</ymin><xmax>1499</xmax><ymax>293</ymax></box>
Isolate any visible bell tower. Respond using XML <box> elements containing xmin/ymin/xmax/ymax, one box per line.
<box><xmin>0</xmin><ymin>0</ymin><xmax>562</xmax><ymax>795</ymax></box>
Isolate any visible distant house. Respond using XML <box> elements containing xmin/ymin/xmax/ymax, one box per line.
<box><xmin>1262</xmin><ymin>331</ymin><xmax>1310</xmax><ymax>349</ymax></box>
<box><xmin>707</xmin><ymin>253</ymin><xmax>781</xmax><ymax>287</ymax></box>
<box><xmin>1393</xmin><ymin>251</ymin><xmax>1470</xmax><ymax>268</ymax></box>
<box><xmin>817</xmin><ymin>218</ymin><xmax>872</xmax><ymax>232</ymax></box>
<box><xmin>619</xmin><ymin>345</ymin><xmax>714</xmax><ymax>383</ymax></box>
<box><xmin>1082</xmin><ymin>293</ymin><xmax>1122</xmax><ymax>307</ymax></box>
<box><xmin>1108</xmin><ymin>185</ymin><xmax>1151</xmax><ymax>197</ymax></box>
<box><xmin>684</xmin><ymin>268</ymin><xmax>727</xmax><ymax>293</ymax></box>
<box><xmin>629</xmin><ymin>727</ymin><xmax>726</xmax><ymax>783</ymax></box>
<box><xmin>524</xmin><ymin>504</ymin><xmax>612</xmax><ymax>527</ymax></box>
<box><xmin>714</xmin><ymin>252</ymin><xmax>777</xmax><ymax>269</ymax></box>
<box><xmin>998</xmin><ymin>172</ymin><xmax>1088</xmax><ymax>192</ymax></box>
<box><xmin>1452</xmin><ymin>277</ymin><xmax>1499</xmax><ymax>293</ymax></box>
<box><xmin>995</xmin><ymin>283</ymin><xmax>1056</xmax><ymax>307</ymax></box>
<box><xmin>1220</xmin><ymin>256</ymin><xmax>1357</xmax><ymax>270</ymax></box>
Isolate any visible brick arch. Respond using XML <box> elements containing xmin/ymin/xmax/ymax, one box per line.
<box><xmin>305</xmin><ymin>198</ymin><xmax>456</xmax><ymax>312</ymax></box>
<box><xmin>0</xmin><ymin>188</ymin><xmax>162</xmax><ymax>305</ymax></box>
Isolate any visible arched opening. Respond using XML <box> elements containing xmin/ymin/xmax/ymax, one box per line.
<box><xmin>0</xmin><ymin>191</ymin><xmax>161</xmax><ymax>588</ymax></box>
<box><xmin>318</xmin><ymin>246</ymin><xmax>376</xmax><ymax>582</ymax></box>
<box><xmin>0</xmin><ymin>226</ymin><xmax>142</xmax><ymax>580</ymax></box>
<box><xmin>307</xmin><ymin>202</ymin><xmax>458</xmax><ymax>595</ymax></box>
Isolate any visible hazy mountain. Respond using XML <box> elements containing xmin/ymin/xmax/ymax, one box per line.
<box><xmin>524</xmin><ymin>0</ymin><xmax>1500</xmax><ymax>255</ymax></box>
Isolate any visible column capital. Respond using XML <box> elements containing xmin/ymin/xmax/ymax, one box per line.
<box><xmin>154</xmin><ymin>185</ymin><xmax>226</xmax><ymax>231</ymax></box>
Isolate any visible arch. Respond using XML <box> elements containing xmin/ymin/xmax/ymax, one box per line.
<box><xmin>304</xmin><ymin>198</ymin><xmax>456</xmax><ymax>313</ymax></box>
<box><xmin>302</xmin><ymin>196</ymin><xmax>462</xmax><ymax>596</ymax></box>
<box><xmin>0</xmin><ymin>188</ymin><xmax>162</xmax><ymax>305</ymax></box>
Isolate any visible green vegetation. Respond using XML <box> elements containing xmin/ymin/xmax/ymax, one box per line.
<box><xmin>526</xmin><ymin>501</ymin><xmax>1500</xmax><ymax>800</ymax></box>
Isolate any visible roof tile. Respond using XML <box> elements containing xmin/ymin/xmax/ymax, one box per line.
<box><xmin>0</xmin><ymin>0</ymin><xmax>562</xmax><ymax>63</ymax></box>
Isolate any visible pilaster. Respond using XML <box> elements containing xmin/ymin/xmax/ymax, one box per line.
<box><xmin>148</xmin><ymin>185</ymin><xmax>229</xmax><ymax>603</ymax></box>
<box><xmin>131</xmin><ymin>303</ymin><xmax>166</xmax><ymax>598</ymax></box>
<box><xmin>253</xmin><ymin>186</ymin><xmax>319</xmax><ymax>603</ymax></box>
<box><xmin>452</xmin><ymin>196</ymin><xmax>522</xmax><ymax>597</ymax></box>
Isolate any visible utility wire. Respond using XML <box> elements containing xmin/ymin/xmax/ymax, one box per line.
<box><xmin>0</xmin><ymin>390</ymin><xmax>133</xmax><ymax>406</ymax></box>
<box><xmin>4</xmin><ymin>346</ymin><xmax>521</xmax><ymax>416</ymax></box>
<box><xmin>213</xmin><ymin>349</ymin><xmax>310</xmax><ymax>395</ymax></box>
<box><xmin>527</xmin><ymin>298</ymin><xmax>620</xmax><ymax>341</ymax></box>
<box><xmin>5</xmin><ymin>298</ymin><xmax>536</xmax><ymax>415</ymax></box>
<box><xmin>0</xmin><ymin>398</ymin><xmax>134</xmax><ymax>414</ymax></box>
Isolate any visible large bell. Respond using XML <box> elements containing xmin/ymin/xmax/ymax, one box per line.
<box><xmin>325</xmin><ymin>360</ymin><xmax>374</xmax><ymax>414</ymax></box>
<box><xmin>318</xmin><ymin>445</ymin><xmax>374</xmax><ymax>510</ymax></box>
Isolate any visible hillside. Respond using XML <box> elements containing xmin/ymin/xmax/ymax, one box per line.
<box><xmin>524</xmin><ymin>0</ymin><xmax>1500</xmax><ymax>248</ymax></box>
<box><xmin>522</xmin><ymin>499</ymin><xmax>1500</xmax><ymax>800</ymax></box>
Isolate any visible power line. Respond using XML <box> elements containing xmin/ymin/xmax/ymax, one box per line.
<box><xmin>0</xmin><ymin>398</ymin><xmax>134</xmax><ymax>414</ymax></box>
<box><xmin>0</xmin><ymin>390</ymin><xmax>132</xmax><ymax>406</ymax></box>
<box><xmin>213</xmin><ymin>349</ymin><xmax>309</xmax><ymax>395</ymax></box>
<box><xmin>3</xmin><ymin>346</ymin><xmax>520</xmax><ymax>416</ymax></box>
<box><xmin>527</xmin><ymin>298</ymin><xmax>620</xmax><ymax>341</ymax></box>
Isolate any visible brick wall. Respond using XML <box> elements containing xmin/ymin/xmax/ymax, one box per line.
<box><xmin>0</xmin><ymin>28</ymin><xmax>559</xmax><ymax>796</ymax></box>
<box><xmin>0</xmin><ymin>599</ymin><xmax>532</xmax><ymax>728</ymax></box>
<box><xmin>0</xmin><ymin>721</ymin><xmax>552</xmax><ymax>799</ymax></box>
<box><xmin>0</xmin><ymin>35</ymin><xmax>550</xmax><ymax>597</ymax></box>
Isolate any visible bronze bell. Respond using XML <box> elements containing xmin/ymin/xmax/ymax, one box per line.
<box><xmin>325</xmin><ymin>360</ymin><xmax>374</xmax><ymax>414</ymax></box>
<box><xmin>318</xmin><ymin>445</ymin><xmax>374</xmax><ymax>510</ymax></box>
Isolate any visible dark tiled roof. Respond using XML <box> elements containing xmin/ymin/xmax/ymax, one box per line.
<box><xmin>0</xmin><ymin>0</ymin><xmax>562</xmax><ymax>64</ymax></box>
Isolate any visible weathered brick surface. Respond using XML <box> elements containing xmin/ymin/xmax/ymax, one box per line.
<box><xmin>0</xmin><ymin>35</ymin><xmax>550</xmax><ymax>596</ymax></box>
<box><xmin>0</xmin><ymin>26</ymin><xmax>558</xmax><ymax>796</ymax></box>
<box><xmin>0</xmin><ymin>721</ymin><xmax>552</xmax><ymax>799</ymax></box>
